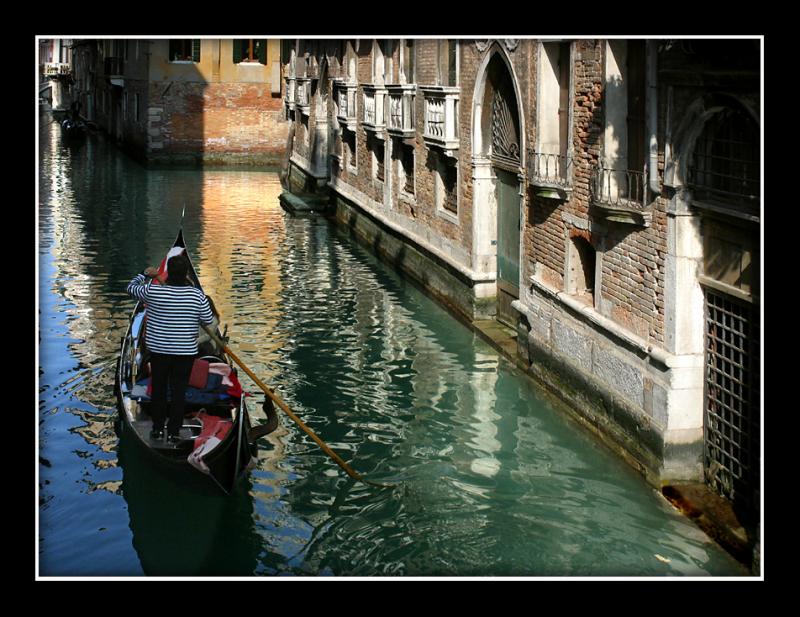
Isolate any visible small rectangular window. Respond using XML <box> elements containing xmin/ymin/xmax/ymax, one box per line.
<box><xmin>373</xmin><ymin>137</ymin><xmax>385</xmax><ymax>182</ymax></box>
<box><xmin>169</xmin><ymin>39</ymin><xmax>200</xmax><ymax>62</ymax></box>
<box><xmin>402</xmin><ymin>144</ymin><xmax>415</xmax><ymax>194</ymax></box>
<box><xmin>234</xmin><ymin>39</ymin><xmax>267</xmax><ymax>64</ymax></box>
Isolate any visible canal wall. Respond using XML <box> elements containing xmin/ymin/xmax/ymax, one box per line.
<box><xmin>326</xmin><ymin>170</ymin><xmax>496</xmax><ymax>323</ymax></box>
<box><xmin>289</xmin><ymin>154</ymin><xmax>704</xmax><ymax>491</ymax></box>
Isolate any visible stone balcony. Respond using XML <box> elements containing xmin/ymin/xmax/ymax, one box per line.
<box><xmin>285</xmin><ymin>76</ymin><xmax>296</xmax><ymax>110</ymax></box>
<box><xmin>527</xmin><ymin>151</ymin><xmax>574</xmax><ymax>199</ymax></box>
<box><xmin>590</xmin><ymin>165</ymin><xmax>651</xmax><ymax>227</ymax></box>
<box><xmin>334</xmin><ymin>80</ymin><xmax>358</xmax><ymax>131</ymax></box>
<box><xmin>421</xmin><ymin>86</ymin><xmax>459</xmax><ymax>157</ymax></box>
<box><xmin>386</xmin><ymin>84</ymin><xmax>416</xmax><ymax>139</ymax></box>
<box><xmin>44</xmin><ymin>62</ymin><xmax>71</xmax><ymax>76</ymax></box>
<box><xmin>362</xmin><ymin>84</ymin><xmax>387</xmax><ymax>137</ymax></box>
<box><xmin>296</xmin><ymin>77</ymin><xmax>311</xmax><ymax>115</ymax></box>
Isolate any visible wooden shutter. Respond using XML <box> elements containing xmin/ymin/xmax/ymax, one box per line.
<box><xmin>191</xmin><ymin>39</ymin><xmax>201</xmax><ymax>63</ymax></box>
<box><xmin>233</xmin><ymin>39</ymin><xmax>242</xmax><ymax>64</ymax></box>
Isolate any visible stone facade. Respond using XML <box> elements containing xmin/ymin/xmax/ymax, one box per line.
<box><xmin>283</xmin><ymin>37</ymin><xmax>761</xmax><ymax>511</ymax></box>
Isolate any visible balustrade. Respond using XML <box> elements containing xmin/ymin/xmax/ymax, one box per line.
<box><xmin>386</xmin><ymin>85</ymin><xmax>415</xmax><ymax>138</ymax></box>
<box><xmin>590</xmin><ymin>165</ymin><xmax>651</xmax><ymax>226</ymax></box>
<box><xmin>527</xmin><ymin>151</ymin><xmax>573</xmax><ymax>190</ymax></box>
<box><xmin>421</xmin><ymin>86</ymin><xmax>459</xmax><ymax>153</ymax></box>
<box><xmin>362</xmin><ymin>85</ymin><xmax>387</xmax><ymax>134</ymax></box>
<box><xmin>334</xmin><ymin>80</ymin><xmax>358</xmax><ymax>131</ymax></box>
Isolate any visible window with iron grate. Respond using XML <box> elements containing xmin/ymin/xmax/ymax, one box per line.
<box><xmin>690</xmin><ymin>106</ymin><xmax>759</xmax><ymax>215</ymax></box>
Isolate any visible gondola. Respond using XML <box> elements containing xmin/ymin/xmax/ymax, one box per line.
<box><xmin>61</xmin><ymin>116</ymin><xmax>86</xmax><ymax>140</ymax></box>
<box><xmin>114</xmin><ymin>226</ymin><xmax>278</xmax><ymax>495</ymax></box>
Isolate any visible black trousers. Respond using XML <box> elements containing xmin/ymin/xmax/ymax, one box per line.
<box><xmin>149</xmin><ymin>352</ymin><xmax>195</xmax><ymax>436</ymax></box>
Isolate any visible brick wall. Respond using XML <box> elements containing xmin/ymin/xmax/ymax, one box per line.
<box><xmin>149</xmin><ymin>80</ymin><xmax>287</xmax><ymax>164</ymax></box>
<box><xmin>522</xmin><ymin>39</ymin><xmax>668</xmax><ymax>345</ymax></box>
<box><xmin>291</xmin><ymin>38</ymin><xmax>671</xmax><ymax>345</ymax></box>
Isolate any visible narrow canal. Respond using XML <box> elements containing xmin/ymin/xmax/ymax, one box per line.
<box><xmin>37</xmin><ymin>115</ymin><xmax>747</xmax><ymax>577</ymax></box>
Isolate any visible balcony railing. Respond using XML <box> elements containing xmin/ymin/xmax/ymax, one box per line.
<box><xmin>362</xmin><ymin>85</ymin><xmax>387</xmax><ymax>134</ymax></box>
<box><xmin>334</xmin><ymin>80</ymin><xmax>358</xmax><ymax>131</ymax></box>
<box><xmin>421</xmin><ymin>86</ymin><xmax>459</xmax><ymax>154</ymax></box>
<box><xmin>296</xmin><ymin>78</ymin><xmax>311</xmax><ymax>114</ymax></box>
<box><xmin>44</xmin><ymin>62</ymin><xmax>71</xmax><ymax>76</ymax></box>
<box><xmin>285</xmin><ymin>76</ymin><xmax>296</xmax><ymax>110</ymax></box>
<box><xmin>387</xmin><ymin>84</ymin><xmax>416</xmax><ymax>138</ymax></box>
<box><xmin>528</xmin><ymin>151</ymin><xmax>574</xmax><ymax>192</ymax></box>
<box><xmin>590</xmin><ymin>165</ymin><xmax>651</xmax><ymax>226</ymax></box>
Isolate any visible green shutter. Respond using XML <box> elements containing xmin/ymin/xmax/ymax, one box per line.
<box><xmin>191</xmin><ymin>39</ymin><xmax>201</xmax><ymax>63</ymax></box>
<box><xmin>233</xmin><ymin>39</ymin><xmax>242</xmax><ymax>64</ymax></box>
<box><xmin>258</xmin><ymin>39</ymin><xmax>267</xmax><ymax>65</ymax></box>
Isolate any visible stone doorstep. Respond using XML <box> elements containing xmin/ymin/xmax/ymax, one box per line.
<box><xmin>662</xmin><ymin>483</ymin><xmax>757</xmax><ymax>571</ymax></box>
<box><xmin>278</xmin><ymin>190</ymin><xmax>330</xmax><ymax>214</ymax></box>
<box><xmin>473</xmin><ymin>319</ymin><xmax>519</xmax><ymax>360</ymax></box>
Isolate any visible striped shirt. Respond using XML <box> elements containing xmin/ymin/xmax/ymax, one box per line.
<box><xmin>127</xmin><ymin>273</ymin><xmax>214</xmax><ymax>355</ymax></box>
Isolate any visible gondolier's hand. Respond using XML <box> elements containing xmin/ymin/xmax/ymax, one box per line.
<box><xmin>143</xmin><ymin>267</ymin><xmax>159</xmax><ymax>278</ymax></box>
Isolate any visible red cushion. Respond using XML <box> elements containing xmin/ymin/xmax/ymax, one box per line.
<box><xmin>189</xmin><ymin>359</ymin><xmax>210</xmax><ymax>389</ymax></box>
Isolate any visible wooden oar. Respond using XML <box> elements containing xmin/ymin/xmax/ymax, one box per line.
<box><xmin>201</xmin><ymin>324</ymin><xmax>396</xmax><ymax>489</ymax></box>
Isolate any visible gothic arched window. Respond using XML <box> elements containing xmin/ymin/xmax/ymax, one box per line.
<box><xmin>690</xmin><ymin>105</ymin><xmax>759</xmax><ymax>213</ymax></box>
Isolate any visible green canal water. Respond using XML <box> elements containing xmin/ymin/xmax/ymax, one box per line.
<box><xmin>37</xmin><ymin>116</ymin><xmax>748</xmax><ymax>577</ymax></box>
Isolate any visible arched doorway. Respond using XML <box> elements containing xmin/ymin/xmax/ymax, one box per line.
<box><xmin>472</xmin><ymin>48</ymin><xmax>524</xmax><ymax>327</ymax></box>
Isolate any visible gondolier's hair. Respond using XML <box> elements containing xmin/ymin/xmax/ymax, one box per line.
<box><xmin>167</xmin><ymin>254</ymin><xmax>190</xmax><ymax>286</ymax></box>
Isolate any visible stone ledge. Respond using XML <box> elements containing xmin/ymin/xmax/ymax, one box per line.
<box><xmin>278</xmin><ymin>190</ymin><xmax>330</xmax><ymax>214</ymax></box>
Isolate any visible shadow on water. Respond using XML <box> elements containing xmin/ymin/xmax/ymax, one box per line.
<box><xmin>117</xmin><ymin>435</ymin><xmax>261</xmax><ymax>577</ymax></box>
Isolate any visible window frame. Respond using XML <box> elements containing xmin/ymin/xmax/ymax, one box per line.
<box><xmin>169</xmin><ymin>39</ymin><xmax>201</xmax><ymax>63</ymax></box>
<box><xmin>233</xmin><ymin>39</ymin><xmax>267</xmax><ymax>65</ymax></box>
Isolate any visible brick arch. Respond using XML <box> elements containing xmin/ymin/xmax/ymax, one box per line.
<box><xmin>471</xmin><ymin>42</ymin><xmax>526</xmax><ymax>163</ymax></box>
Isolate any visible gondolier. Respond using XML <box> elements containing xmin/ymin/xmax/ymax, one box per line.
<box><xmin>116</xmin><ymin>227</ymin><xmax>277</xmax><ymax>494</ymax></box>
<box><xmin>127</xmin><ymin>253</ymin><xmax>215</xmax><ymax>443</ymax></box>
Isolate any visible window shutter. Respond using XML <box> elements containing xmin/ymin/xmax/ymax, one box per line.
<box><xmin>258</xmin><ymin>39</ymin><xmax>267</xmax><ymax>65</ymax></box>
<box><xmin>192</xmin><ymin>39</ymin><xmax>201</xmax><ymax>63</ymax></box>
<box><xmin>233</xmin><ymin>39</ymin><xmax>242</xmax><ymax>64</ymax></box>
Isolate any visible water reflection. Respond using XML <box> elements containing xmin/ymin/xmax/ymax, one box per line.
<box><xmin>38</xmin><ymin>117</ymin><xmax>748</xmax><ymax>577</ymax></box>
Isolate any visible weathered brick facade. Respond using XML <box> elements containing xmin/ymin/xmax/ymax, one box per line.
<box><xmin>71</xmin><ymin>39</ymin><xmax>288</xmax><ymax>167</ymax></box>
<box><xmin>283</xmin><ymin>37</ymin><xmax>761</xmax><ymax>502</ymax></box>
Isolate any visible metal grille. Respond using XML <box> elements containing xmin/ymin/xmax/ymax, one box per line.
<box><xmin>690</xmin><ymin>107</ymin><xmax>759</xmax><ymax>205</ymax></box>
<box><xmin>704</xmin><ymin>289</ymin><xmax>760</xmax><ymax>510</ymax></box>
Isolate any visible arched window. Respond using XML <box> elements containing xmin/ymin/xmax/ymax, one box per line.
<box><xmin>689</xmin><ymin>105</ymin><xmax>759</xmax><ymax>213</ymax></box>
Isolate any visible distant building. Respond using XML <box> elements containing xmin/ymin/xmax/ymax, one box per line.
<box><xmin>282</xmin><ymin>38</ymin><xmax>761</xmax><ymax>522</ymax></box>
<box><xmin>39</xmin><ymin>39</ymin><xmax>73</xmax><ymax>111</ymax></box>
<box><xmin>69</xmin><ymin>38</ymin><xmax>288</xmax><ymax>167</ymax></box>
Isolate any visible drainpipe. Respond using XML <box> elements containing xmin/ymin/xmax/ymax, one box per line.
<box><xmin>646</xmin><ymin>40</ymin><xmax>660</xmax><ymax>197</ymax></box>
